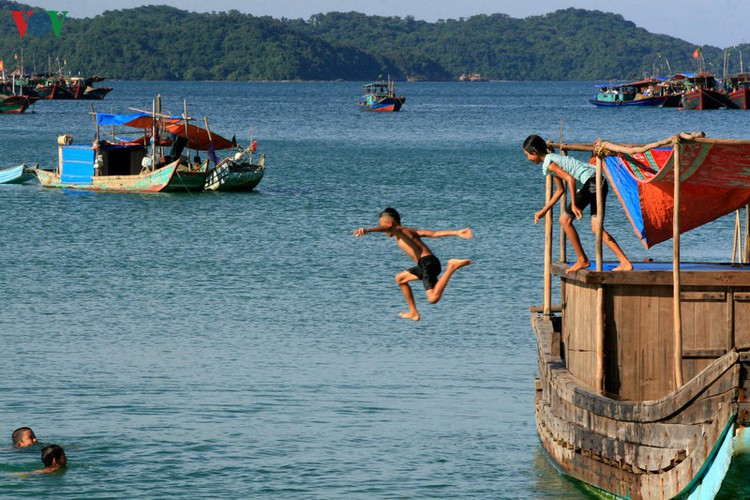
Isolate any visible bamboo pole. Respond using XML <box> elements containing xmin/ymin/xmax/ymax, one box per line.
<box><xmin>89</xmin><ymin>103</ymin><xmax>100</xmax><ymax>142</ymax></box>
<box><xmin>595</xmin><ymin>155</ymin><xmax>605</xmax><ymax>393</ymax></box>
<box><xmin>733</xmin><ymin>210</ymin><xmax>742</xmax><ymax>265</ymax></box>
<box><xmin>745</xmin><ymin>205</ymin><xmax>750</xmax><ymax>264</ymax></box>
<box><xmin>673</xmin><ymin>140</ymin><xmax>684</xmax><ymax>388</ymax></box>
<box><xmin>543</xmin><ymin>173</ymin><xmax>553</xmax><ymax>317</ymax></box>
<box><xmin>558</xmin><ymin>136</ymin><xmax>567</xmax><ymax>264</ymax></box>
<box><xmin>595</xmin><ymin>157</ymin><xmax>604</xmax><ymax>271</ymax></box>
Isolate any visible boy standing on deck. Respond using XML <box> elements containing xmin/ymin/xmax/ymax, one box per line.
<box><xmin>353</xmin><ymin>207</ymin><xmax>473</xmax><ymax>321</ymax></box>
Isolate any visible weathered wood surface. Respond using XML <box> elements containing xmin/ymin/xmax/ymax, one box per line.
<box><xmin>533</xmin><ymin>315</ymin><xmax>742</xmax><ymax>499</ymax></box>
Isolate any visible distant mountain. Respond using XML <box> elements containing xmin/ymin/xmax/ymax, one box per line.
<box><xmin>0</xmin><ymin>3</ymin><xmax>744</xmax><ymax>81</ymax></box>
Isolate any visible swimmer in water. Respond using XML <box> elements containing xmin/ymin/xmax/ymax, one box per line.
<box><xmin>34</xmin><ymin>444</ymin><xmax>67</xmax><ymax>474</ymax></box>
<box><xmin>12</xmin><ymin>427</ymin><xmax>37</xmax><ymax>448</ymax></box>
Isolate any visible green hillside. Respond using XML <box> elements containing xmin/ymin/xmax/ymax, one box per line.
<box><xmin>0</xmin><ymin>2</ymin><xmax>743</xmax><ymax>81</ymax></box>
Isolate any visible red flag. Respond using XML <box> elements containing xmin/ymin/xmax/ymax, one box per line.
<box><xmin>692</xmin><ymin>48</ymin><xmax>701</xmax><ymax>59</ymax></box>
<box><xmin>250</xmin><ymin>141</ymin><xmax>258</xmax><ymax>153</ymax></box>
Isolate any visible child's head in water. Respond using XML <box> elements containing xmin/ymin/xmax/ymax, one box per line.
<box><xmin>12</xmin><ymin>427</ymin><xmax>37</xmax><ymax>448</ymax></box>
<box><xmin>39</xmin><ymin>444</ymin><xmax>67</xmax><ymax>472</ymax></box>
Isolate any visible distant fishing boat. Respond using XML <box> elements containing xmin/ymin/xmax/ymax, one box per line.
<box><xmin>674</xmin><ymin>72</ymin><xmax>728</xmax><ymax>110</ymax></box>
<box><xmin>204</xmin><ymin>141</ymin><xmax>266</xmax><ymax>192</ymax></box>
<box><xmin>534</xmin><ymin>132</ymin><xmax>750</xmax><ymax>499</ymax></box>
<box><xmin>0</xmin><ymin>163</ymin><xmax>36</xmax><ymax>184</ymax></box>
<box><xmin>358</xmin><ymin>78</ymin><xmax>405</xmax><ymax>112</ymax></box>
<box><xmin>726</xmin><ymin>73</ymin><xmax>750</xmax><ymax>109</ymax></box>
<box><xmin>588</xmin><ymin>79</ymin><xmax>669</xmax><ymax>107</ymax></box>
<box><xmin>0</xmin><ymin>95</ymin><xmax>32</xmax><ymax>114</ymax></box>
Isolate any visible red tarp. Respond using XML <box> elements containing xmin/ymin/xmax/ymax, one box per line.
<box><xmin>605</xmin><ymin>142</ymin><xmax>750</xmax><ymax>248</ymax></box>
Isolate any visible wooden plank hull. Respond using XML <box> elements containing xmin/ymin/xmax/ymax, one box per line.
<box><xmin>533</xmin><ymin>314</ymin><xmax>747</xmax><ymax>499</ymax></box>
<box><xmin>204</xmin><ymin>154</ymin><xmax>266</xmax><ymax>192</ymax></box>
<box><xmin>162</xmin><ymin>166</ymin><xmax>208</xmax><ymax>193</ymax></box>
<box><xmin>680</xmin><ymin>89</ymin><xmax>727</xmax><ymax>110</ymax></box>
<box><xmin>36</xmin><ymin>162</ymin><xmax>180</xmax><ymax>193</ymax></box>
<box><xmin>728</xmin><ymin>88</ymin><xmax>750</xmax><ymax>109</ymax></box>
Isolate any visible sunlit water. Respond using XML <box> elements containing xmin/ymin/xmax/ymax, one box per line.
<box><xmin>1</xmin><ymin>81</ymin><xmax>748</xmax><ymax>497</ymax></box>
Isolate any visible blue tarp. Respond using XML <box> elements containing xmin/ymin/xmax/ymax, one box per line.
<box><xmin>96</xmin><ymin>112</ymin><xmax>181</xmax><ymax>128</ymax></box>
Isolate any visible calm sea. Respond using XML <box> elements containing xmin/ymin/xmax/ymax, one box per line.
<box><xmin>1</xmin><ymin>81</ymin><xmax>747</xmax><ymax>498</ymax></box>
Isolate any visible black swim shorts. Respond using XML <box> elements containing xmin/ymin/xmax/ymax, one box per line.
<box><xmin>407</xmin><ymin>255</ymin><xmax>442</xmax><ymax>291</ymax></box>
<box><xmin>564</xmin><ymin>177</ymin><xmax>608</xmax><ymax>218</ymax></box>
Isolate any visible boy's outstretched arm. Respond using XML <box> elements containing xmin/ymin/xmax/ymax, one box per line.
<box><xmin>416</xmin><ymin>228</ymin><xmax>474</xmax><ymax>239</ymax></box>
<box><xmin>352</xmin><ymin>225</ymin><xmax>389</xmax><ymax>237</ymax></box>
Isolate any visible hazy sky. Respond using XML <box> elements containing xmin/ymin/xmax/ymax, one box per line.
<box><xmin>29</xmin><ymin>0</ymin><xmax>749</xmax><ymax>48</ymax></box>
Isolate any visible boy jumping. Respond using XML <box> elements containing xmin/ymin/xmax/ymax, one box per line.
<box><xmin>353</xmin><ymin>207</ymin><xmax>473</xmax><ymax>321</ymax></box>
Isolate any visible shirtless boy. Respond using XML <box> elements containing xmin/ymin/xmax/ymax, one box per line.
<box><xmin>353</xmin><ymin>207</ymin><xmax>472</xmax><ymax>321</ymax></box>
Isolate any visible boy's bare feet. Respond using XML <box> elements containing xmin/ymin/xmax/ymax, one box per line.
<box><xmin>447</xmin><ymin>258</ymin><xmax>472</xmax><ymax>270</ymax></box>
<box><xmin>399</xmin><ymin>311</ymin><xmax>420</xmax><ymax>321</ymax></box>
<box><xmin>566</xmin><ymin>259</ymin><xmax>591</xmax><ymax>274</ymax></box>
<box><xmin>612</xmin><ymin>261</ymin><xmax>634</xmax><ymax>271</ymax></box>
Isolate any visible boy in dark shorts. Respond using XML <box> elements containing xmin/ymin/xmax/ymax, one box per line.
<box><xmin>353</xmin><ymin>207</ymin><xmax>473</xmax><ymax>321</ymax></box>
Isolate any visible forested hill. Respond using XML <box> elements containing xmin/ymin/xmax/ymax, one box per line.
<box><xmin>0</xmin><ymin>3</ymin><xmax>740</xmax><ymax>81</ymax></box>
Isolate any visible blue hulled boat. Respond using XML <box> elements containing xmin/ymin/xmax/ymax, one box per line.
<box><xmin>589</xmin><ymin>79</ymin><xmax>671</xmax><ymax>107</ymax></box>
<box><xmin>358</xmin><ymin>78</ymin><xmax>405</xmax><ymax>112</ymax></box>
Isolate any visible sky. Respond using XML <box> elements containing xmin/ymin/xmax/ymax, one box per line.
<box><xmin>28</xmin><ymin>0</ymin><xmax>749</xmax><ymax>48</ymax></box>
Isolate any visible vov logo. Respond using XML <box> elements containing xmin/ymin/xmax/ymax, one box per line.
<box><xmin>10</xmin><ymin>9</ymin><xmax>68</xmax><ymax>37</ymax></box>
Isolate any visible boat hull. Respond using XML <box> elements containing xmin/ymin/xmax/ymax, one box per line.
<box><xmin>0</xmin><ymin>95</ymin><xmax>31</xmax><ymax>114</ymax></box>
<box><xmin>680</xmin><ymin>89</ymin><xmax>728</xmax><ymax>110</ymax></box>
<box><xmin>0</xmin><ymin>164</ymin><xmax>36</xmax><ymax>184</ymax></box>
<box><xmin>728</xmin><ymin>88</ymin><xmax>750</xmax><ymax>109</ymax></box>
<box><xmin>204</xmin><ymin>154</ymin><xmax>266</xmax><ymax>192</ymax></box>
<box><xmin>36</xmin><ymin>161</ymin><xmax>180</xmax><ymax>192</ymax></box>
<box><xmin>359</xmin><ymin>97</ymin><xmax>405</xmax><ymax>112</ymax></box>
<box><xmin>162</xmin><ymin>166</ymin><xmax>208</xmax><ymax>192</ymax></box>
<box><xmin>589</xmin><ymin>96</ymin><xmax>669</xmax><ymax>107</ymax></box>
<box><xmin>534</xmin><ymin>314</ymin><xmax>746</xmax><ymax>499</ymax></box>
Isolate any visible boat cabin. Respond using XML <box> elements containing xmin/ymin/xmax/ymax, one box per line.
<box><xmin>58</xmin><ymin>143</ymin><xmax>147</xmax><ymax>184</ymax></box>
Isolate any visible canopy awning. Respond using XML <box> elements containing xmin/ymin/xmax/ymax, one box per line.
<box><xmin>604</xmin><ymin>141</ymin><xmax>750</xmax><ymax>248</ymax></box>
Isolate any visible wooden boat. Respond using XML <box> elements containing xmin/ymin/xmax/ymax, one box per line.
<box><xmin>36</xmin><ymin>155</ymin><xmax>181</xmax><ymax>192</ymax></box>
<box><xmin>204</xmin><ymin>148</ymin><xmax>265</xmax><ymax>192</ymax></box>
<box><xmin>0</xmin><ymin>95</ymin><xmax>31</xmax><ymax>114</ymax></box>
<box><xmin>0</xmin><ymin>163</ymin><xmax>36</xmax><ymax>184</ymax></box>
<box><xmin>726</xmin><ymin>73</ymin><xmax>750</xmax><ymax>109</ymax></box>
<box><xmin>533</xmin><ymin>132</ymin><xmax>750</xmax><ymax>498</ymax></box>
<box><xmin>588</xmin><ymin>79</ymin><xmax>670</xmax><ymax>107</ymax></box>
<box><xmin>675</xmin><ymin>73</ymin><xmax>729</xmax><ymax>109</ymax></box>
<box><xmin>358</xmin><ymin>78</ymin><xmax>405</xmax><ymax>112</ymax></box>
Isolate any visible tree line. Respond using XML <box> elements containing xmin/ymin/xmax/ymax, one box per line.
<box><xmin>0</xmin><ymin>3</ymin><xmax>741</xmax><ymax>81</ymax></box>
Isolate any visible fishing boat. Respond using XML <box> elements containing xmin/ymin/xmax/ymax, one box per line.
<box><xmin>726</xmin><ymin>73</ymin><xmax>750</xmax><ymax>109</ymax></box>
<box><xmin>36</xmin><ymin>100</ymin><xmax>235</xmax><ymax>193</ymax></box>
<box><xmin>588</xmin><ymin>79</ymin><xmax>670</xmax><ymax>107</ymax></box>
<box><xmin>674</xmin><ymin>73</ymin><xmax>729</xmax><ymax>109</ymax></box>
<box><xmin>204</xmin><ymin>141</ymin><xmax>266</xmax><ymax>192</ymax></box>
<box><xmin>533</xmin><ymin>132</ymin><xmax>750</xmax><ymax>498</ymax></box>
<box><xmin>0</xmin><ymin>163</ymin><xmax>36</xmax><ymax>184</ymax></box>
<box><xmin>358</xmin><ymin>78</ymin><xmax>405</xmax><ymax>112</ymax></box>
<box><xmin>0</xmin><ymin>95</ymin><xmax>32</xmax><ymax>114</ymax></box>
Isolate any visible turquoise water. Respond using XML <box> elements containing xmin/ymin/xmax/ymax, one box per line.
<box><xmin>1</xmin><ymin>81</ymin><xmax>747</xmax><ymax>498</ymax></box>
